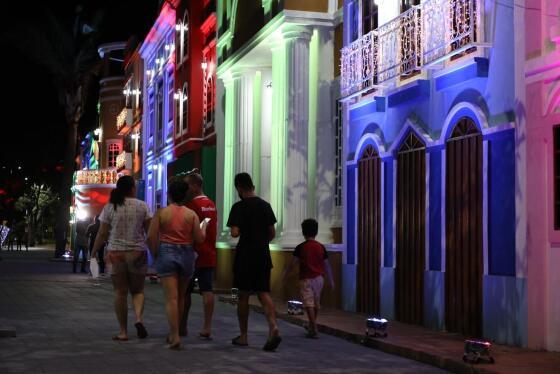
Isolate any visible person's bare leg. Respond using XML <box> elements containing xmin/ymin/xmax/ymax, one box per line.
<box><xmin>111</xmin><ymin>272</ymin><xmax>129</xmax><ymax>339</ymax></box>
<box><xmin>236</xmin><ymin>291</ymin><xmax>250</xmax><ymax>344</ymax></box>
<box><xmin>180</xmin><ymin>288</ymin><xmax>192</xmax><ymax>336</ymax></box>
<box><xmin>257</xmin><ymin>292</ymin><xmax>279</xmax><ymax>339</ymax></box>
<box><xmin>305</xmin><ymin>306</ymin><xmax>318</xmax><ymax>335</ymax></box>
<box><xmin>200</xmin><ymin>291</ymin><xmax>214</xmax><ymax>335</ymax></box>
<box><xmin>161</xmin><ymin>275</ymin><xmax>180</xmax><ymax>345</ymax></box>
<box><xmin>129</xmin><ymin>273</ymin><xmax>146</xmax><ymax>324</ymax></box>
<box><xmin>177</xmin><ymin>276</ymin><xmax>189</xmax><ymax>338</ymax></box>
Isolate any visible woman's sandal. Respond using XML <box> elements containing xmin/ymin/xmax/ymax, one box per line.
<box><xmin>134</xmin><ymin>322</ymin><xmax>148</xmax><ymax>339</ymax></box>
<box><xmin>112</xmin><ymin>335</ymin><xmax>128</xmax><ymax>341</ymax></box>
<box><xmin>231</xmin><ymin>336</ymin><xmax>248</xmax><ymax>346</ymax></box>
<box><xmin>262</xmin><ymin>334</ymin><xmax>282</xmax><ymax>351</ymax></box>
<box><xmin>168</xmin><ymin>342</ymin><xmax>181</xmax><ymax>350</ymax></box>
<box><xmin>198</xmin><ymin>332</ymin><xmax>212</xmax><ymax>341</ymax></box>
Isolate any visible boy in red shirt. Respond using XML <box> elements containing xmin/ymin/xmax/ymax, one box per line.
<box><xmin>180</xmin><ymin>171</ymin><xmax>217</xmax><ymax>339</ymax></box>
<box><xmin>282</xmin><ymin>219</ymin><xmax>334</xmax><ymax>338</ymax></box>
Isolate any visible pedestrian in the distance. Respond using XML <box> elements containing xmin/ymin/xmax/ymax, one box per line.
<box><xmin>87</xmin><ymin>215</ymin><xmax>105</xmax><ymax>274</ymax></box>
<box><xmin>282</xmin><ymin>218</ymin><xmax>334</xmax><ymax>339</ymax></box>
<box><xmin>227</xmin><ymin>172</ymin><xmax>281</xmax><ymax>351</ymax></box>
<box><xmin>91</xmin><ymin>175</ymin><xmax>152</xmax><ymax>342</ymax></box>
<box><xmin>181</xmin><ymin>170</ymin><xmax>218</xmax><ymax>340</ymax></box>
<box><xmin>74</xmin><ymin>219</ymin><xmax>89</xmax><ymax>273</ymax></box>
<box><xmin>147</xmin><ymin>176</ymin><xmax>207</xmax><ymax>350</ymax></box>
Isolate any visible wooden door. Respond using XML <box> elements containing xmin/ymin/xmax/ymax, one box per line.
<box><xmin>445</xmin><ymin>118</ymin><xmax>483</xmax><ymax>337</ymax></box>
<box><xmin>395</xmin><ymin>132</ymin><xmax>425</xmax><ymax>325</ymax></box>
<box><xmin>357</xmin><ymin>145</ymin><xmax>381</xmax><ymax>315</ymax></box>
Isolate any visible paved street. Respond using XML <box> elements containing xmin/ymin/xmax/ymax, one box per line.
<box><xmin>0</xmin><ymin>249</ymin><xmax>445</xmax><ymax>373</ymax></box>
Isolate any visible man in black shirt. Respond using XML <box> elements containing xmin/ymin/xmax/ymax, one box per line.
<box><xmin>227</xmin><ymin>172</ymin><xmax>281</xmax><ymax>351</ymax></box>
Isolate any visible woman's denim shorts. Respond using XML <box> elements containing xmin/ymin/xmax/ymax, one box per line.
<box><xmin>155</xmin><ymin>242</ymin><xmax>197</xmax><ymax>278</ymax></box>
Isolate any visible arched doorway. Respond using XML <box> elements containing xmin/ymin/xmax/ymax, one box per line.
<box><xmin>395</xmin><ymin>131</ymin><xmax>425</xmax><ymax>325</ymax></box>
<box><xmin>445</xmin><ymin>117</ymin><xmax>483</xmax><ymax>337</ymax></box>
<box><xmin>357</xmin><ymin>145</ymin><xmax>381</xmax><ymax>314</ymax></box>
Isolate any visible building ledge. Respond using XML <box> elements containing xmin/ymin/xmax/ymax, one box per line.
<box><xmin>435</xmin><ymin>57</ymin><xmax>489</xmax><ymax>91</ymax></box>
<box><xmin>387</xmin><ymin>80</ymin><xmax>430</xmax><ymax>108</ymax></box>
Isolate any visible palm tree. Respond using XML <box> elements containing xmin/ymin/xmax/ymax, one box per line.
<box><xmin>5</xmin><ymin>4</ymin><xmax>104</xmax><ymax>256</ymax></box>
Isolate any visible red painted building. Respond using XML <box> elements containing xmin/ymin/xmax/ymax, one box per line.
<box><xmin>171</xmin><ymin>0</ymin><xmax>217</xmax><ymax>201</ymax></box>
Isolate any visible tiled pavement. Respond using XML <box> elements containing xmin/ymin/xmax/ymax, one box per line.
<box><xmin>0</xmin><ymin>247</ymin><xmax>445</xmax><ymax>374</ymax></box>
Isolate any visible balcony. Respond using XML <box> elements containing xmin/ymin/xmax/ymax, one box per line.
<box><xmin>341</xmin><ymin>0</ymin><xmax>487</xmax><ymax>98</ymax></box>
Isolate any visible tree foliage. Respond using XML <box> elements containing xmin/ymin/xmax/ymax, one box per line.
<box><xmin>15</xmin><ymin>184</ymin><xmax>58</xmax><ymax>246</ymax></box>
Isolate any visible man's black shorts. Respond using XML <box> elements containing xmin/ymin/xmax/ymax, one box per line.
<box><xmin>233</xmin><ymin>266</ymin><xmax>271</xmax><ymax>293</ymax></box>
<box><xmin>187</xmin><ymin>267</ymin><xmax>214</xmax><ymax>293</ymax></box>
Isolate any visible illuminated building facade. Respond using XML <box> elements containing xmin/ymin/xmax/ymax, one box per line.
<box><xmin>169</xmin><ymin>0</ymin><xmax>217</xmax><ymax>202</ymax></box>
<box><xmin>214</xmin><ymin>0</ymin><xmax>344</xmax><ymax>306</ymax></box>
<box><xmin>340</xmin><ymin>0</ymin><xmax>560</xmax><ymax>350</ymax></box>
<box><xmin>140</xmin><ymin>2</ymin><xmax>177</xmax><ymax>212</ymax></box>
<box><xmin>119</xmin><ymin>39</ymin><xmax>144</xmax><ymax>184</ymax></box>
<box><xmin>523</xmin><ymin>0</ymin><xmax>560</xmax><ymax>352</ymax></box>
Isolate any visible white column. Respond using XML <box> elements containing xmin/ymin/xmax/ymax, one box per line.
<box><xmin>220</xmin><ymin>72</ymin><xmax>242</xmax><ymax>239</ymax></box>
<box><xmin>236</xmin><ymin>72</ymin><xmax>254</xmax><ymax>175</ymax></box>
<box><xmin>279</xmin><ymin>27</ymin><xmax>313</xmax><ymax>246</ymax></box>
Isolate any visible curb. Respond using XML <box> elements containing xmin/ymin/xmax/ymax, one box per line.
<box><xmin>218</xmin><ymin>296</ymin><xmax>496</xmax><ymax>374</ymax></box>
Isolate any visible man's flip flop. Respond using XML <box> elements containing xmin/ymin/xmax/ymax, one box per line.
<box><xmin>112</xmin><ymin>335</ymin><xmax>128</xmax><ymax>341</ymax></box>
<box><xmin>134</xmin><ymin>322</ymin><xmax>148</xmax><ymax>339</ymax></box>
<box><xmin>231</xmin><ymin>336</ymin><xmax>248</xmax><ymax>346</ymax></box>
<box><xmin>262</xmin><ymin>335</ymin><xmax>282</xmax><ymax>351</ymax></box>
<box><xmin>199</xmin><ymin>332</ymin><xmax>213</xmax><ymax>340</ymax></box>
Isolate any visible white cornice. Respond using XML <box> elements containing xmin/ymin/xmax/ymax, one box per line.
<box><xmin>217</xmin><ymin>9</ymin><xmax>337</xmax><ymax>78</ymax></box>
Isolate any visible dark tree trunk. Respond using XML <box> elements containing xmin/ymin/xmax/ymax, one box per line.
<box><xmin>54</xmin><ymin>121</ymin><xmax>78</xmax><ymax>257</ymax></box>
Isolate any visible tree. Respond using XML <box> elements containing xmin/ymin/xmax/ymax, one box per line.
<box><xmin>5</xmin><ymin>5</ymin><xmax>105</xmax><ymax>256</ymax></box>
<box><xmin>15</xmin><ymin>184</ymin><xmax>58</xmax><ymax>247</ymax></box>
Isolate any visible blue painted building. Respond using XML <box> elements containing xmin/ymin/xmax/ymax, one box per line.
<box><xmin>341</xmin><ymin>0</ymin><xmax>526</xmax><ymax>346</ymax></box>
<box><xmin>139</xmin><ymin>3</ymin><xmax>176</xmax><ymax>212</ymax></box>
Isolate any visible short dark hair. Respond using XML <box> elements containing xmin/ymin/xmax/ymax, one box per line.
<box><xmin>186</xmin><ymin>172</ymin><xmax>203</xmax><ymax>188</ymax></box>
<box><xmin>167</xmin><ymin>176</ymin><xmax>188</xmax><ymax>203</ymax></box>
<box><xmin>301</xmin><ymin>218</ymin><xmax>318</xmax><ymax>238</ymax></box>
<box><xmin>234</xmin><ymin>172</ymin><xmax>254</xmax><ymax>191</ymax></box>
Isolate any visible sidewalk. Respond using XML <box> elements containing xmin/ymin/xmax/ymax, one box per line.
<box><xmin>219</xmin><ymin>296</ymin><xmax>560</xmax><ymax>374</ymax></box>
<box><xmin>0</xmin><ymin>248</ymin><xmax>446</xmax><ymax>373</ymax></box>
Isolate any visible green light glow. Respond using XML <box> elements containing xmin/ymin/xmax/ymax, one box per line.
<box><xmin>307</xmin><ymin>29</ymin><xmax>319</xmax><ymax>218</ymax></box>
<box><xmin>223</xmin><ymin>75</ymin><xmax>238</xmax><ymax>232</ymax></box>
<box><xmin>270</xmin><ymin>37</ymin><xmax>286</xmax><ymax>232</ymax></box>
<box><xmin>252</xmin><ymin>71</ymin><xmax>262</xmax><ymax>194</ymax></box>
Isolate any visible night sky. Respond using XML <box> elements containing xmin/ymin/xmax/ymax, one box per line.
<box><xmin>0</xmin><ymin>0</ymin><xmax>160</xmax><ymax>220</ymax></box>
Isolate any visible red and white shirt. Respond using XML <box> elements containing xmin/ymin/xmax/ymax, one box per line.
<box><xmin>186</xmin><ymin>195</ymin><xmax>217</xmax><ymax>268</ymax></box>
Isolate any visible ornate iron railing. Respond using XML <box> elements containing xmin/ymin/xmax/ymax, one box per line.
<box><xmin>341</xmin><ymin>0</ymin><xmax>480</xmax><ymax>97</ymax></box>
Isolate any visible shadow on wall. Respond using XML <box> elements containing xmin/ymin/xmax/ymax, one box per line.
<box><xmin>424</xmin><ymin>271</ymin><xmax>445</xmax><ymax>331</ymax></box>
<box><xmin>483</xmin><ymin>275</ymin><xmax>527</xmax><ymax>347</ymax></box>
<box><xmin>315</xmin><ymin>79</ymin><xmax>335</xmax><ymax>223</ymax></box>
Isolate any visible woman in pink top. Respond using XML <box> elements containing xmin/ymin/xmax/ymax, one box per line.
<box><xmin>147</xmin><ymin>176</ymin><xmax>207</xmax><ymax>349</ymax></box>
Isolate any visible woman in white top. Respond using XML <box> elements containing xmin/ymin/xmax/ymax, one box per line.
<box><xmin>91</xmin><ymin>175</ymin><xmax>152</xmax><ymax>341</ymax></box>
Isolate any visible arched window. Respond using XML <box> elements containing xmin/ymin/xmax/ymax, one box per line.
<box><xmin>175</xmin><ymin>89</ymin><xmax>182</xmax><ymax>137</ymax></box>
<box><xmin>205</xmin><ymin>76</ymin><xmax>214</xmax><ymax>125</ymax></box>
<box><xmin>182</xmin><ymin>11</ymin><xmax>189</xmax><ymax>60</ymax></box>
<box><xmin>156</xmin><ymin>80</ymin><xmax>164</xmax><ymax>147</ymax></box>
<box><xmin>176</xmin><ymin>10</ymin><xmax>189</xmax><ymax>65</ymax></box>
<box><xmin>108</xmin><ymin>143</ymin><xmax>121</xmax><ymax>168</ymax></box>
<box><xmin>181</xmin><ymin>82</ymin><xmax>188</xmax><ymax>133</ymax></box>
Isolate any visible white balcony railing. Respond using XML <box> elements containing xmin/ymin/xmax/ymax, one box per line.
<box><xmin>341</xmin><ymin>0</ymin><xmax>482</xmax><ymax>97</ymax></box>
